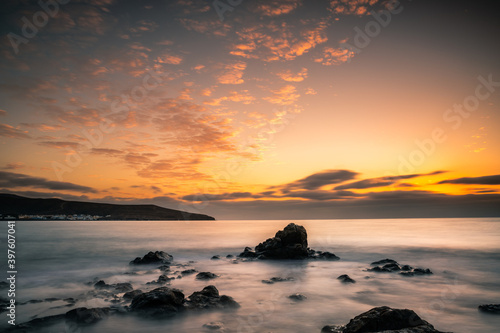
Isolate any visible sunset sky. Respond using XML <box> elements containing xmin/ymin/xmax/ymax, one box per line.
<box><xmin>0</xmin><ymin>0</ymin><xmax>499</xmax><ymax>219</ymax></box>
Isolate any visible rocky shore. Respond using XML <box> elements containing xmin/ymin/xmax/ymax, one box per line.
<box><xmin>4</xmin><ymin>223</ymin><xmax>495</xmax><ymax>332</ymax></box>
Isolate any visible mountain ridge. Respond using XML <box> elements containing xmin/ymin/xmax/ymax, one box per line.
<box><xmin>0</xmin><ymin>193</ymin><xmax>215</xmax><ymax>220</ymax></box>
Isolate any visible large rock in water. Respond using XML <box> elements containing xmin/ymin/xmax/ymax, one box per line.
<box><xmin>130</xmin><ymin>251</ymin><xmax>173</xmax><ymax>265</ymax></box>
<box><xmin>129</xmin><ymin>287</ymin><xmax>185</xmax><ymax>317</ymax></box>
<box><xmin>239</xmin><ymin>223</ymin><xmax>339</xmax><ymax>260</ymax></box>
<box><xmin>321</xmin><ymin>306</ymin><xmax>451</xmax><ymax>333</ymax></box>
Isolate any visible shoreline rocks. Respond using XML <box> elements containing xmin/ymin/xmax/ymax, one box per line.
<box><xmin>321</xmin><ymin>306</ymin><xmax>451</xmax><ymax>333</ymax></box>
<box><xmin>478</xmin><ymin>304</ymin><xmax>500</xmax><ymax>314</ymax></box>
<box><xmin>130</xmin><ymin>251</ymin><xmax>173</xmax><ymax>265</ymax></box>
<box><xmin>238</xmin><ymin>223</ymin><xmax>339</xmax><ymax>260</ymax></box>
<box><xmin>368</xmin><ymin>258</ymin><xmax>433</xmax><ymax>277</ymax></box>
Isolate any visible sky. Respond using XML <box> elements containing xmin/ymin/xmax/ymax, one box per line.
<box><xmin>0</xmin><ymin>0</ymin><xmax>499</xmax><ymax>219</ymax></box>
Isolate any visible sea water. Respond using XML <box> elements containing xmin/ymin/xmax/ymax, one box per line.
<box><xmin>1</xmin><ymin>218</ymin><xmax>500</xmax><ymax>332</ymax></box>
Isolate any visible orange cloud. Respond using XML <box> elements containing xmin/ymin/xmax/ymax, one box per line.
<box><xmin>329</xmin><ymin>0</ymin><xmax>382</xmax><ymax>16</ymax></box>
<box><xmin>204</xmin><ymin>90</ymin><xmax>256</xmax><ymax>106</ymax></box>
<box><xmin>0</xmin><ymin>123</ymin><xmax>31</xmax><ymax>139</ymax></box>
<box><xmin>264</xmin><ymin>85</ymin><xmax>300</xmax><ymax>105</ymax></box>
<box><xmin>217</xmin><ymin>61</ymin><xmax>247</xmax><ymax>84</ymax></box>
<box><xmin>21</xmin><ymin>123</ymin><xmax>65</xmax><ymax>132</ymax></box>
<box><xmin>231</xmin><ymin>21</ymin><xmax>328</xmax><ymax>62</ymax></box>
<box><xmin>315</xmin><ymin>46</ymin><xmax>356</xmax><ymax>65</ymax></box>
<box><xmin>254</xmin><ymin>0</ymin><xmax>302</xmax><ymax>16</ymax></box>
<box><xmin>277</xmin><ymin>68</ymin><xmax>308</xmax><ymax>82</ymax></box>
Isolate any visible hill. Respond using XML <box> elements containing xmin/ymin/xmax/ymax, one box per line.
<box><xmin>0</xmin><ymin>194</ymin><xmax>215</xmax><ymax>220</ymax></box>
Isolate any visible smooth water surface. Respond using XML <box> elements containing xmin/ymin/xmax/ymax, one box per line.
<box><xmin>1</xmin><ymin>218</ymin><xmax>500</xmax><ymax>332</ymax></box>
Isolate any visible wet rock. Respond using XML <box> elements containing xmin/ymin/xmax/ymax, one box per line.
<box><xmin>123</xmin><ymin>290</ymin><xmax>143</xmax><ymax>300</ymax></box>
<box><xmin>186</xmin><ymin>285</ymin><xmax>240</xmax><ymax>310</ymax></box>
<box><xmin>262</xmin><ymin>276</ymin><xmax>294</xmax><ymax>284</ymax></box>
<box><xmin>16</xmin><ymin>314</ymin><xmax>66</xmax><ymax>330</ymax></box>
<box><xmin>337</xmin><ymin>274</ymin><xmax>356</xmax><ymax>283</ymax></box>
<box><xmin>196</xmin><ymin>272</ymin><xmax>219</xmax><ymax>280</ymax></box>
<box><xmin>239</xmin><ymin>246</ymin><xmax>258</xmax><ymax>258</ymax></box>
<box><xmin>181</xmin><ymin>268</ymin><xmax>198</xmax><ymax>275</ymax></box>
<box><xmin>65</xmin><ymin>307</ymin><xmax>110</xmax><ymax>324</ymax></box>
<box><xmin>147</xmin><ymin>274</ymin><xmax>174</xmax><ymax>285</ymax></box>
<box><xmin>322</xmin><ymin>306</ymin><xmax>450</xmax><ymax>333</ymax></box>
<box><xmin>368</xmin><ymin>259</ymin><xmax>432</xmax><ymax>276</ymax></box>
<box><xmin>239</xmin><ymin>223</ymin><xmax>339</xmax><ymax>260</ymax></box>
<box><xmin>94</xmin><ymin>280</ymin><xmax>133</xmax><ymax>293</ymax></box>
<box><xmin>478</xmin><ymin>304</ymin><xmax>500</xmax><ymax>314</ymax></box>
<box><xmin>158</xmin><ymin>264</ymin><xmax>171</xmax><ymax>272</ymax></box>
<box><xmin>130</xmin><ymin>251</ymin><xmax>173</xmax><ymax>265</ymax></box>
<box><xmin>288</xmin><ymin>293</ymin><xmax>307</xmax><ymax>301</ymax></box>
<box><xmin>211</xmin><ymin>255</ymin><xmax>221</xmax><ymax>260</ymax></box>
<box><xmin>226</xmin><ymin>254</ymin><xmax>234</xmax><ymax>258</ymax></box>
<box><xmin>203</xmin><ymin>321</ymin><xmax>225</xmax><ymax>330</ymax></box>
<box><xmin>129</xmin><ymin>287</ymin><xmax>185</xmax><ymax>317</ymax></box>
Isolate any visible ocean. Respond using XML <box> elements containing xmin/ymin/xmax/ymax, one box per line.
<box><xmin>2</xmin><ymin>218</ymin><xmax>500</xmax><ymax>332</ymax></box>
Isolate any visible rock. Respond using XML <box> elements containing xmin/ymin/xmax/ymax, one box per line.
<box><xmin>203</xmin><ymin>321</ymin><xmax>225</xmax><ymax>330</ymax></box>
<box><xmin>371</xmin><ymin>258</ymin><xmax>398</xmax><ymax>266</ymax></box>
<box><xmin>309</xmin><ymin>250</ymin><xmax>340</xmax><ymax>260</ymax></box>
<box><xmin>322</xmin><ymin>306</ymin><xmax>450</xmax><ymax>333</ymax></box>
<box><xmin>186</xmin><ymin>285</ymin><xmax>240</xmax><ymax>310</ymax></box>
<box><xmin>147</xmin><ymin>274</ymin><xmax>174</xmax><ymax>285</ymax></box>
<box><xmin>129</xmin><ymin>287</ymin><xmax>185</xmax><ymax>317</ymax></box>
<box><xmin>478</xmin><ymin>304</ymin><xmax>500</xmax><ymax>314</ymax></box>
<box><xmin>262</xmin><ymin>276</ymin><xmax>294</xmax><ymax>284</ymax></box>
<box><xmin>226</xmin><ymin>254</ymin><xmax>234</xmax><ymax>258</ymax></box>
<box><xmin>159</xmin><ymin>264</ymin><xmax>171</xmax><ymax>272</ymax></box>
<box><xmin>239</xmin><ymin>223</ymin><xmax>339</xmax><ymax>260</ymax></box>
<box><xmin>337</xmin><ymin>274</ymin><xmax>356</xmax><ymax>283</ymax></box>
<box><xmin>288</xmin><ymin>293</ymin><xmax>307</xmax><ymax>301</ymax></box>
<box><xmin>130</xmin><ymin>251</ymin><xmax>173</xmax><ymax>265</ymax></box>
<box><xmin>196</xmin><ymin>272</ymin><xmax>219</xmax><ymax>280</ymax></box>
<box><xmin>368</xmin><ymin>259</ymin><xmax>432</xmax><ymax>276</ymax></box>
<box><xmin>211</xmin><ymin>255</ymin><xmax>221</xmax><ymax>260</ymax></box>
<box><xmin>65</xmin><ymin>307</ymin><xmax>110</xmax><ymax>324</ymax></box>
<box><xmin>239</xmin><ymin>246</ymin><xmax>258</xmax><ymax>258</ymax></box>
<box><xmin>255</xmin><ymin>223</ymin><xmax>309</xmax><ymax>259</ymax></box>
<box><xmin>181</xmin><ymin>268</ymin><xmax>198</xmax><ymax>275</ymax></box>
<box><xmin>123</xmin><ymin>290</ymin><xmax>143</xmax><ymax>300</ymax></box>
<box><xmin>94</xmin><ymin>280</ymin><xmax>133</xmax><ymax>293</ymax></box>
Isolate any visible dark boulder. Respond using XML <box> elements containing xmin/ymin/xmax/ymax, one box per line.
<box><xmin>65</xmin><ymin>307</ymin><xmax>110</xmax><ymax>324</ymax></box>
<box><xmin>186</xmin><ymin>285</ymin><xmax>240</xmax><ymax>310</ymax></box>
<box><xmin>238</xmin><ymin>223</ymin><xmax>339</xmax><ymax>260</ymax></box>
<box><xmin>129</xmin><ymin>287</ymin><xmax>185</xmax><ymax>317</ymax></box>
<box><xmin>211</xmin><ymin>255</ymin><xmax>221</xmax><ymax>260</ymax></box>
<box><xmin>288</xmin><ymin>293</ymin><xmax>307</xmax><ymax>301</ymax></box>
<box><xmin>478</xmin><ymin>304</ymin><xmax>500</xmax><ymax>314</ymax></box>
<box><xmin>322</xmin><ymin>306</ymin><xmax>450</xmax><ymax>333</ymax></box>
<box><xmin>262</xmin><ymin>276</ymin><xmax>294</xmax><ymax>284</ymax></box>
<box><xmin>369</xmin><ymin>259</ymin><xmax>432</xmax><ymax>276</ymax></box>
<box><xmin>181</xmin><ymin>268</ymin><xmax>198</xmax><ymax>275</ymax></box>
<box><xmin>130</xmin><ymin>251</ymin><xmax>173</xmax><ymax>265</ymax></box>
<box><xmin>337</xmin><ymin>274</ymin><xmax>356</xmax><ymax>283</ymax></box>
<box><xmin>94</xmin><ymin>280</ymin><xmax>133</xmax><ymax>293</ymax></box>
<box><xmin>123</xmin><ymin>290</ymin><xmax>143</xmax><ymax>300</ymax></box>
<box><xmin>196</xmin><ymin>272</ymin><xmax>219</xmax><ymax>280</ymax></box>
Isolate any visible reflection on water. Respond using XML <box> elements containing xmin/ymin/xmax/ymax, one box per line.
<box><xmin>1</xmin><ymin>218</ymin><xmax>500</xmax><ymax>332</ymax></box>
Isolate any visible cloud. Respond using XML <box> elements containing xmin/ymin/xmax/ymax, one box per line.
<box><xmin>182</xmin><ymin>192</ymin><xmax>255</xmax><ymax>202</ymax></box>
<box><xmin>21</xmin><ymin>123</ymin><xmax>65</xmax><ymax>132</ymax></box>
<box><xmin>329</xmin><ymin>0</ymin><xmax>384</xmax><ymax>16</ymax></box>
<box><xmin>277</xmin><ymin>68</ymin><xmax>308</xmax><ymax>82</ymax></box>
<box><xmin>0</xmin><ymin>123</ymin><xmax>32</xmax><ymax>139</ymax></box>
<box><xmin>314</xmin><ymin>46</ymin><xmax>356</xmax><ymax>65</ymax></box>
<box><xmin>90</xmin><ymin>148</ymin><xmax>125</xmax><ymax>156</ymax></box>
<box><xmin>305</xmin><ymin>88</ymin><xmax>317</xmax><ymax>95</ymax></box>
<box><xmin>0</xmin><ymin>171</ymin><xmax>97</xmax><ymax>193</ymax></box>
<box><xmin>205</xmin><ymin>90</ymin><xmax>256</xmax><ymax>106</ymax></box>
<box><xmin>3</xmin><ymin>163</ymin><xmax>25</xmax><ymax>170</ymax></box>
<box><xmin>253</xmin><ymin>0</ymin><xmax>302</xmax><ymax>16</ymax></box>
<box><xmin>38</xmin><ymin>141</ymin><xmax>81</xmax><ymax>150</ymax></box>
<box><xmin>263</xmin><ymin>85</ymin><xmax>300</xmax><ymax>105</ymax></box>
<box><xmin>438</xmin><ymin>175</ymin><xmax>500</xmax><ymax>185</ymax></box>
<box><xmin>335</xmin><ymin>171</ymin><xmax>447</xmax><ymax>190</ymax></box>
<box><xmin>217</xmin><ymin>61</ymin><xmax>247</xmax><ymax>84</ymax></box>
<box><xmin>230</xmin><ymin>20</ymin><xmax>328</xmax><ymax>62</ymax></box>
<box><xmin>276</xmin><ymin>169</ymin><xmax>359</xmax><ymax>191</ymax></box>
<box><xmin>0</xmin><ymin>109</ymin><xmax>6</xmax><ymax>116</ymax></box>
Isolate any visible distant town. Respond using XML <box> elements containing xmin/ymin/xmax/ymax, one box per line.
<box><xmin>1</xmin><ymin>214</ymin><xmax>110</xmax><ymax>221</ymax></box>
